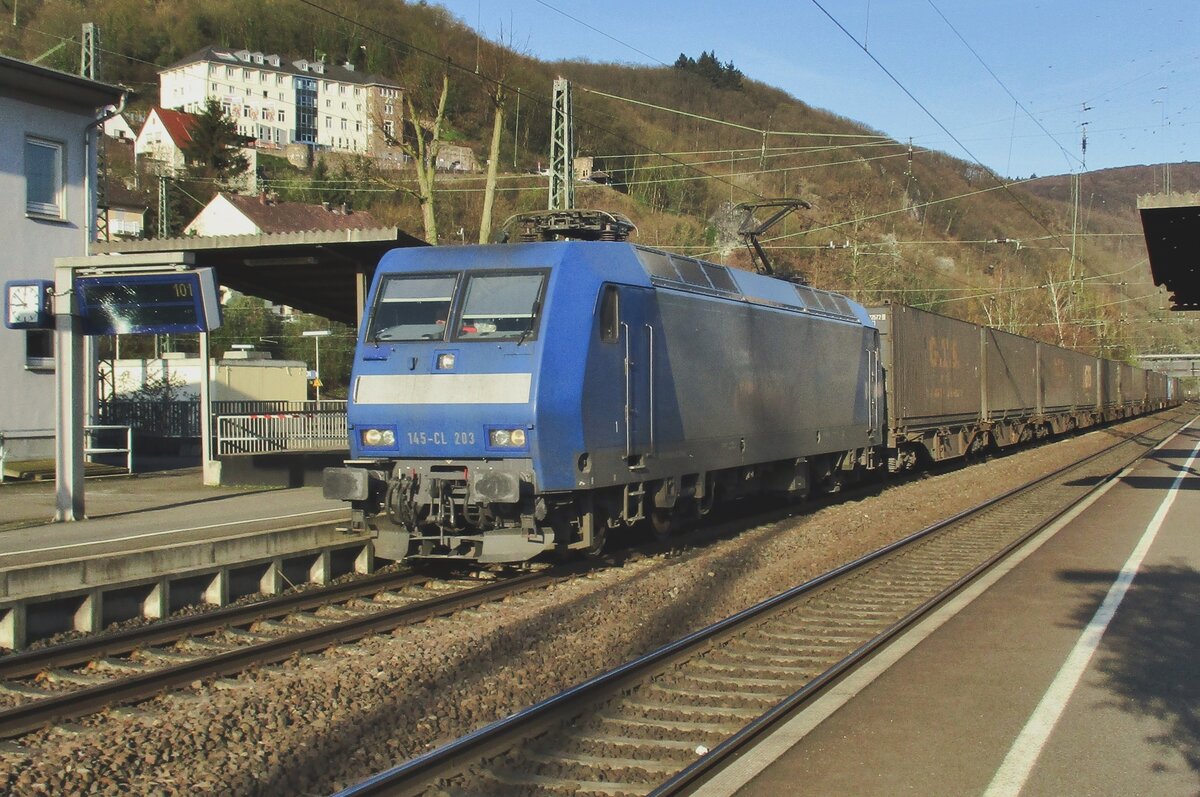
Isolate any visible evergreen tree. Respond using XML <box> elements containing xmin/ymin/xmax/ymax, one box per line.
<box><xmin>672</xmin><ymin>50</ymin><xmax>743</xmax><ymax>90</ymax></box>
<box><xmin>183</xmin><ymin>98</ymin><xmax>252</xmax><ymax>183</ymax></box>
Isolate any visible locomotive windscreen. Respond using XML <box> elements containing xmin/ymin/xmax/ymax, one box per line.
<box><xmin>458</xmin><ymin>273</ymin><xmax>544</xmax><ymax>339</ymax></box>
<box><xmin>368</xmin><ymin>274</ymin><xmax>457</xmax><ymax>341</ymax></box>
<box><xmin>366</xmin><ymin>270</ymin><xmax>546</xmax><ymax>343</ymax></box>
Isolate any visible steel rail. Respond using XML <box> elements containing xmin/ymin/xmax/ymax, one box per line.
<box><xmin>0</xmin><ymin>568</ymin><xmax>568</xmax><ymax>740</ymax></box>
<box><xmin>331</xmin><ymin>411</ymin><xmax>1187</xmax><ymax>797</ymax></box>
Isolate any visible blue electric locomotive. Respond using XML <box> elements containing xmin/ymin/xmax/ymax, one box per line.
<box><xmin>323</xmin><ymin>238</ymin><xmax>883</xmax><ymax>563</ymax></box>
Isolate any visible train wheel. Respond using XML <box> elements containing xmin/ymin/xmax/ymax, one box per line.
<box><xmin>650</xmin><ymin>508</ymin><xmax>674</xmax><ymax>540</ymax></box>
<box><xmin>585</xmin><ymin>509</ymin><xmax>607</xmax><ymax>556</ymax></box>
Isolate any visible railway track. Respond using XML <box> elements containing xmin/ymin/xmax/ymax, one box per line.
<box><xmin>0</xmin><ymin>566</ymin><xmax>570</xmax><ymax>741</ymax></box>
<box><xmin>333</xmin><ymin>412</ymin><xmax>1188</xmax><ymax>797</ymax></box>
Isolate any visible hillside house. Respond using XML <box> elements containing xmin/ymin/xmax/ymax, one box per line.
<box><xmin>184</xmin><ymin>192</ymin><xmax>380</xmax><ymax>236</ymax></box>
<box><xmin>134</xmin><ymin>106</ymin><xmax>197</xmax><ymax>175</ymax></box>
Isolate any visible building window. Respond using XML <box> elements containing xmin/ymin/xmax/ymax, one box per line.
<box><xmin>278</xmin><ymin>110</ymin><xmax>286</xmax><ymax>123</ymax></box>
<box><xmin>25</xmin><ymin>330</ymin><xmax>54</xmax><ymax>370</ymax></box>
<box><xmin>25</xmin><ymin>137</ymin><xmax>64</xmax><ymax>219</ymax></box>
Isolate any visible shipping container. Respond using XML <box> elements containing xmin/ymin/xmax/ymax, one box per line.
<box><xmin>1099</xmin><ymin>359</ymin><xmax>1121</xmax><ymax>408</ymax></box>
<box><xmin>1038</xmin><ymin>344</ymin><xmax>1098</xmax><ymax>413</ymax></box>
<box><xmin>983</xmin><ymin>327</ymin><xmax>1038</xmax><ymax>419</ymax></box>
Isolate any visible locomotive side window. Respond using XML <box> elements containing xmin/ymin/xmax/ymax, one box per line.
<box><xmin>367</xmin><ymin>274</ymin><xmax>457</xmax><ymax>341</ymax></box>
<box><xmin>457</xmin><ymin>272</ymin><xmax>546</xmax><ymax>340</ymax></box>
<box><xmin>599</xmin><ymin>285</ymin><xmax>619</xmax><ymax>343</ymax></box>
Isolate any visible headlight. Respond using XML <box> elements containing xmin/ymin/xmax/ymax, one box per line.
<box><xmin>488</xmin><ymin>428</ymin><xmax>528</xmax><ymax>448</ymax></box>
<box><xmin>436</xmin><ymin>352</ymin><xmax>456</xmax><ymax>370</ymax></box>
<box><xmin>360</xmin><ymin>428</ymin><xmax>396</xmax><ymax>447</ymax></box>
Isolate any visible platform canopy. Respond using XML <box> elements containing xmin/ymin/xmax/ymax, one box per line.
<box><xmin>1138</xmin><ymin>193</ymin><xmax>1200</xmax><ymax>311</ymax></box>
<box><xmin>92</xmin><ymin>227</ymin><xmax>426</xmax><ymax>325</ymax></box>
<box><xmin>1135</xmin><ymin>354</ymin><xmax>1200</xmax><ymax>378</ymax></box>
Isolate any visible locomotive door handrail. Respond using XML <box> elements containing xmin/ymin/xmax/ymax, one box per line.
<box><xmin>869</xmin><ymin>346</ymin><xmax>880</xmax><ymax>432</ymax></box>
<box><xmin>623</xmin><ymin>321</ymin><xmax>633</xmax><ymax>458</ymax></box>
<box><xmin>619</xmin><ymin>288</ymin><xmax>654</xmax><ymax>468</ymax></box>
<box><xmin>646</xmin><ymin>322</ymin><xmax>655</xmax><ymax>453</ymax></box>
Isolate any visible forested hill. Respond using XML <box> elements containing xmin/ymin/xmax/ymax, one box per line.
<box><xmin>2</xmin><ymin>0</ymin><xmax>1192</xmax><ymax>358</ymax></box>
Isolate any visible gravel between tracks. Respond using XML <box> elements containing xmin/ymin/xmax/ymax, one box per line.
<box><xmin>0</xmin><ymin>416</ymin><xmax>1174</xmax><ymax>795</ymax></box>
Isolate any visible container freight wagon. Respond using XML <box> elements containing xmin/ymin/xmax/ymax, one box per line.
<box><xmin>868</xmin><ymin>304</ymin><xmax>1175</xmax><ymax>469</ymax></box>
<box><xmin>867</xmin><ymin>304</ymin><xmax>984</xmax><ymax>469</ymax></box>
<box><xmin>1037</xmin><ymin>343</ymin><xmax>1099</xmax><ymax>430</ymax></box>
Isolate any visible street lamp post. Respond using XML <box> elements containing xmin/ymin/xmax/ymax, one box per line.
<box><xmin>302</xmin><ymin>330</ymin><xmax>331</xmax><ymax>403</ymax></box>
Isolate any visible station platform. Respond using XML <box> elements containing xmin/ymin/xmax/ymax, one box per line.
<box><xmin>0</xmin><ymin>468</ymin><xmax>366</xmax><ymax>649</ymax></box>
<box><xmin>698</xmin><ymin>416</ymin><xmax>1200</xmax><ymax>796</ymax></box>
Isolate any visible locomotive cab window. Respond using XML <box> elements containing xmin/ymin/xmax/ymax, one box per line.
<box><xmin>368</xmin><ymin>274</ymin><xmax>458</xmax><ymax>341</ymax></box>
<box><xmin>457</xmin><ymin>272</ymin><xmax>546</xmax><ymax>340</ymax></box>
<box><xmin>599</xmin><ymin>285</ymin><xmax>619</xmax><ymax>342</ymax></box>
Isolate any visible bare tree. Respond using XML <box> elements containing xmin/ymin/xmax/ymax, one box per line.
<box><xmin>375</xmin><ymin>72</ymin><xmax>450</xmax><ymax>245</ymax></box>
<box><xmin>406</xmin><ymin>73</ymin><xmax>450</xmax><ymax>245</ymax></box>
<box><xmin>477</xmin><ymin>32</ymin><xmax>522</xmax><ymax>243</ymax></box>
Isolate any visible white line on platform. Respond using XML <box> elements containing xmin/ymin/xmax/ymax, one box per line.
<box><xmin>692</xmin><ymin>416</ymin><xmax>1199</xmax><ymax>797</ymax></box>
<box><xmin>984</xmin><ymin>421</ymin><xmax>1200</xmax><ymax>797</ymax></box>
<box><xmin>0</xmin><ymin>507</ymin><xmax>347</xmax><ymax>559</ymax></box>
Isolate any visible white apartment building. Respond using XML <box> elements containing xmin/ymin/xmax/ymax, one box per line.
<box><xmin>159</xmin><ymin>46</ymin><xmax>403</xmax><ymax>156</ymax></box>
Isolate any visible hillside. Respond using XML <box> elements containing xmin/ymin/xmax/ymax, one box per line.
<box><xmin>1</xmin><ymin>0</ymin><xmax>1190</xmax><ymax>361</ymax></box>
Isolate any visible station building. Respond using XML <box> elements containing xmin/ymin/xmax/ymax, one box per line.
<box><xmin>0</xmin><ymin>55</ymin><xmax>125</xmax><ymax>465</ymax></box>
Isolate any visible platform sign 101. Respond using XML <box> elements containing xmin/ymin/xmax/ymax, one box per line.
<box><xmin>75</xmin><ymin>268</ymin><xmax>222</xmax><ymax>335</ymax></box>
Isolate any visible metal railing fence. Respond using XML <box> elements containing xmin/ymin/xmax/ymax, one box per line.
<box><xmin>0</xmin><ymin>426</ymin><xmax>132</xmax><ymax>482</ymax></box>
<box><xmin>215</xmin><ymin>406</ymin><xmax>348</xmax><ymax>456</ymax></box>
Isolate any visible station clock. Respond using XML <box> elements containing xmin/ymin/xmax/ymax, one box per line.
<box><xmin>4</xmin><ymin>279</ymin><xmax>54</xmax><ymax>330</ymax></box>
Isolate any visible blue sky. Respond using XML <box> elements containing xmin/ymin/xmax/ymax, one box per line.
<box><xmin>433</xmin><ymin>0</ymin><xmax>1198</xmax><ymax>178</ymax></box>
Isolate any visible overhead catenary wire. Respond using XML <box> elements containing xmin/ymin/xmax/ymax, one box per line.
<box><xmin>924</xmin><ymin>0</ymin><xmax>1080</xmax><ymax>173</ymax></box>
<box><xmin>530</xmin><ymin>0</ymin><xmax>669</xmax><ymax>66</ymax></box>
<box><xmin>807</xmin><ymin>0</ymin><xmax>1098</xmax><ymax>274</ymax></box>
<box><xmin>288</xmin><ymin>0</ymin><xmax>764</xmax><ymax>203</ymax></box>
<box><xmin>579</xmin><ymin>86</ymin><xmax>895</xmax><ymax>141</ymax></box>
<box><xmin>8</xmin><ymin>1</ymin><xmax>766</xmax><ymax>206</ymax></box>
